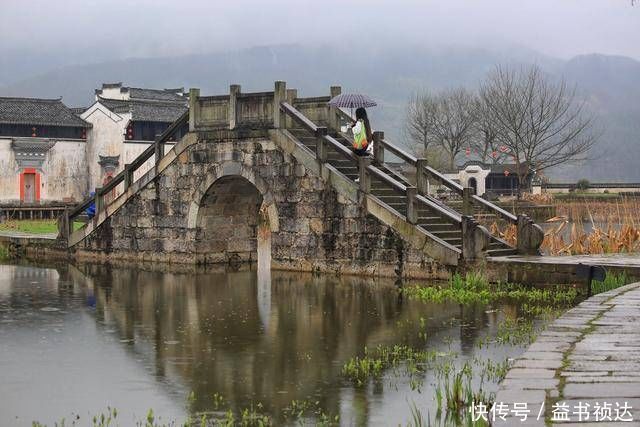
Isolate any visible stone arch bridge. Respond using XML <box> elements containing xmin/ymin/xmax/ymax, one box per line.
<box><xmin>58</xmin><ymin>82</ymin><xmax>543</xmax><ymax>279</ymax></box>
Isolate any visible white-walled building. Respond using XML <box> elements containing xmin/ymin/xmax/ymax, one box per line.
<box><xmin>0</xmin><ymin>84</ymin><xmax>188</xmax><ymax>216</ymax></box>
<box><xmin>81</xmin><ymin>83</ymin><xmax>188</xmax><ymax>189</ymax></box>
<box><xmin>444</xmin><ymin>161</ymin><xmax>530</xmax><ymax>197</ymax></box>
<box><xmin>0</xmin><ymin>97</ymin><xmax>91</xmax><ymax>206</ymax></box>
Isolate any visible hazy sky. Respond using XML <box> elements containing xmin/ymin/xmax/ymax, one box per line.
<box><xmin>1</xmin><ymin>0</ymin><xmax>638</xmax><ymax>61</ymax></box>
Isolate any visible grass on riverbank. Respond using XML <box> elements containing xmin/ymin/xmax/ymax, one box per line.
<box><xmin>0</xmin><ymin>245</ymin><xmax>8</xmax><ymax>261</ymax></box>
<box><xmin>591</xmin><ymin>272</ymin><xmax>631</xmax><ymax>295</ymax></box>
<box><xmin>403</xmin><ymin>272</ymin><xmax>579</xmax><ymax>308</ymax></box>
<box><xmin>0</xmin><ymin>219</ymin><xmax>83</xmax><ymax>235</ymax></box>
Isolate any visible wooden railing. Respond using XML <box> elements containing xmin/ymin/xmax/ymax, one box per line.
<box><xmin>58</xmin><ymin>111</ymin><xmax>189</xmax><ymax>241</ymax></box>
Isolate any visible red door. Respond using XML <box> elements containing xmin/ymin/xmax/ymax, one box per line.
<box><xmin>19</xmin><ymin>169</ymin><xmax>41</xmax><ymax>203</ymax></box>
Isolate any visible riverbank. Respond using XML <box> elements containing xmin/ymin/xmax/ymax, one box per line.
<box><xmin>495</xmin><ymin>281</ymin><xmax>640</xmax><ymax>426</ymax></box>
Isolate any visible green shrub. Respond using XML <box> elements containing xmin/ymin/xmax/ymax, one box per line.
<box><xmin>576</xmin><ymin>179</ymin><xmax>590</xmax><ymax>191</ymax></box>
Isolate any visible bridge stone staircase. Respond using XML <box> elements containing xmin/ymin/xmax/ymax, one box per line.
<box><xmin>59</xmin><ymin>82</ymin><xmax>544</xmax><ymax>267</ymax></box>
<box><xmin>281</xmin><ymin>99</ymin><xmax>533</xmax><ymax>260</ymax></box>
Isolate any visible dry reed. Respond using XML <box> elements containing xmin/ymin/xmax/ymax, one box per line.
<box><xmin>489</xmin><ymin>196</ymin><xmax>640</xmax><ymax>256</ymax></box>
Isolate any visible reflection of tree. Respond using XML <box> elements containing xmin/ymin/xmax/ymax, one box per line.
<box><xmin>85</xmin><ymin>265</ymin><xmax>496</xmax><ymax>424</ymax></box>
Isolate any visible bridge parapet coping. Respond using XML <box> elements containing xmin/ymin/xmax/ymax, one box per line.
<box><xmin>189</xmin><ymin>81</ymin><xmax>340</xmax><ymax>135</ymax></box>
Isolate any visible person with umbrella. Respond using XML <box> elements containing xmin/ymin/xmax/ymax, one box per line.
<box><xmin>327</xmin><ymin>93</ymin><xmax>376</xmax><ymax>157</ymax></box>
<box><xmin>348</xmin><ymin>107</ymin><xmax>373</xmax><ymax>157</ymax></box>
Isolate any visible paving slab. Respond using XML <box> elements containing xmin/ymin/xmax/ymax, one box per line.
<box><xmin>564</xmin><ymin>376</ymin><xmax>640</xmax><ymax>383</ymax></box>
<box><xmin>513</xmin><ymin>359</ymin><xmax>564</xmax><ymax>370</ymax></box>
<box><xmin>498</xmin><ymin>282</ymin><xmax>640</xmax><ymax>427</ymax></box>
<box><xmin>564</xmin><ymin>383</ymin><xmax>640</xmax><ymax>398</ymax></box>
<box><xmin>505</xmin><ymin>368</ymin><xmax>557</xmax><ymax>379</ymax></box>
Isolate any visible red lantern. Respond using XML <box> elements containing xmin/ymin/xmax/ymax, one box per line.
<box><xmin>491</xmin><ymin>151</ymin><xmax>497</xmax><ymax>159</ymax></box>
<box><xmin>465</xmin><ymin>147</ymin><xmax>471</xmax><ymax>156</ymax></box>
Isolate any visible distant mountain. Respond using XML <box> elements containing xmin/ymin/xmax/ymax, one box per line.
<box><xmin>1</xmin><ymin>45</ymin><xmax>638</xmax><ymax>181</ymax></box>
<box><xmin>557</xmin><ymin>54</ymin><xmax>640</xmax><ymax>181</ymax></box>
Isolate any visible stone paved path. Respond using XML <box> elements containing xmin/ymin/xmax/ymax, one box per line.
<box><xmin>493</xmin><ymin>282</ymin><xmax>640</xmax><ymax>426</ymax></box>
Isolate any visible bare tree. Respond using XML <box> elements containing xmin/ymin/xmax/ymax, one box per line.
<box><xmin>471</xmin><ymin>96</ymin><xmax>504</xmax><ymax>164</ymax></box>
<box><xmin>480</xmin><ymin>65</ymin><xmax>598</xmax><ymax>192</ymax></box>
<box><xmin>405</xmin><ymin>92</ymin><xmax>437</xmax><ymax>154</ymax></box>
<box><xmin>431</xmin><ymin>88</ymin><xmax>477</xmax><ymax>170</ymax></box>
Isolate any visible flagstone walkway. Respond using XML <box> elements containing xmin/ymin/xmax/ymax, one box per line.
<box><xmin>493</xmin><ymin>282</ymin><xmax>640</xmax><ymax>426</ymax></box>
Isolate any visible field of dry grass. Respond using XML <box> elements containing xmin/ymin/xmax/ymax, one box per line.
<box><xmin>490</xmin><ymin>196</ymin><xmax>640</xmax><ymax>256</ymax></box>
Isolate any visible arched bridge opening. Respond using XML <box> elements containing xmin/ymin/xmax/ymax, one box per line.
<box><xmin>195</xmin><ymin>175</ymin><xmax>271</xmax><ymax>266</ymax></box>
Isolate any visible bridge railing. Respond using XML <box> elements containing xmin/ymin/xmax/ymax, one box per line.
<box><xmin>189</xmin><ymin>83</ymin><xmax>286</xmax><ymax>132</ymax></box>
<box><xmin>58</xmin><ymin>110</ymin><xmax>190</xmax><ymax>241</ymax></box>
<box><xmin>333</xmin><ymin>108</ymin><xmax>519</xmax><ymax>223</ymax></box>
<box><xmin>333</xmin><ymin>107</ymin><xmax>546</xmax><ymax>254</ymax></box>
<box><xmin>281</xmin><ymin>101</ymin><xmax>463</xmax><ymax>254</ymax></box>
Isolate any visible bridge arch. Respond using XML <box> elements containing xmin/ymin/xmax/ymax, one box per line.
<box><xmin>188</xmin><ymin>161</ymin><xmax>279</xmax><ymax>265</ymax></box>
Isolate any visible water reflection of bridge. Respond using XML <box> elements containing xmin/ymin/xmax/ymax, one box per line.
<box><xmin>75</xmin><ymin>262</ymin><xmax>515</xmax><ymax>424</ymax></box>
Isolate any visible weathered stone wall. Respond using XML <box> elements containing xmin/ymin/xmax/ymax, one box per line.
<box><xmin>76</xmin><ymin>135</ymin><xmax>449</xmax><ymax>279</ymax></box>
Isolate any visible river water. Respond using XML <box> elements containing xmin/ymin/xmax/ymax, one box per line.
<box><xmin>0</xmin><ymin>262</ymin><xmax>534</xmax><ymax>426</ymax></box>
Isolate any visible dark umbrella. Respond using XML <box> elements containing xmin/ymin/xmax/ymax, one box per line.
<box><xmin>327</xmin><ymin>93</ymin><xmax>377</xmax><ymax>109</ymax></box>
<box><xmin>327</xmin><ymin>93</ymin><xmax>377</xmax><ymax>121</ymax></box>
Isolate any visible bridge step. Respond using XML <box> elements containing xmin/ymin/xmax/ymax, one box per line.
<box><xmin>287</xmin><ymin>120</ymin><xmax>515</xmax><ymax>257</ymax></box>
<box><xmin>487</xmin><ymin>248</ymin><xmax>518</xmax><ymax>256</ymax></box>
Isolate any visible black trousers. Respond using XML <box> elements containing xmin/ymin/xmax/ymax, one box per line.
<box><xmin>353</xmin><ymin>148</ymin><xmax>369</xmax><ymax>157</ymax></box>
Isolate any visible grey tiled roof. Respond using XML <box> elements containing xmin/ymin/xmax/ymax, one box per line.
<box><xmin>98</xmin><ymin>98</ymin><xmax>187</xmax><ymax>123</ymax></box>
<box><xmin>128</xmin><ymin>87</ymin><xmax>186</xmax><ymax>102</ymax></box>
<box><xmin>129</xmin><ymin>101</ymin><xmax>187</xmax><ymax>122</ymax></box>
<box><xmin>70</xmin><ymin>107</ymin><xmax>87</xmax><ymax>116</ymax></box>
<box><xmin>0</xmin><ymin>97</ymin><xmax>90</xmax><ymax>127</ymax></box>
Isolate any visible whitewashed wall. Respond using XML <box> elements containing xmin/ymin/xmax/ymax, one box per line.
<box><xmin>0</xmin><ymin>139</ymin><xmax>18</xmax><ymax>202</ymax></box>
<box><xmin>82</xmin><ymin>103</ymin><xmax>128</xmax><ymax>189</ymax></box>
<box><xmin>41</xmin><ymin>140</ymin><xmax>89</xmax><ymax>202</ymax></box>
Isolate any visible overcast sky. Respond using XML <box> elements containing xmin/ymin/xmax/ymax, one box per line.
<box><xmin>1</xmin><ymin>0</ymin><xmax>638</xmax><ymax>62</ymax></box>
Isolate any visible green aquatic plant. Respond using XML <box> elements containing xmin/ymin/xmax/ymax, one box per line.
<box><xmin>341</xmin><ymin>344</ymin><xmax>443</xmax><ymax>385</ymax></box>
<box><xmin>282</xmin><ymin>399</ymin><xmax>339</xmax><ymax>426</ymax></box>
<box><xmin>431</xmin><ymin>362</ymin><xmax>494</xmax><ymax>426</ymax></box>
<box><xmin>404</xmin><ymin>273</ymin><xmax>580</xmax><ymax>310</ymax></box>
<box><xmin>212</xmin><ymin>392</ymin><xmax>225</xmax><ymax>410</ymax></box>
<box><xmin>591</xmin><ymin>272</ymin><xmax>630</xmax><ymax>295</ymax></box>
<box><xmin>496</xmin><ymin>318</ymin><xmax>536</xmax><ymax>346</ymax></box>
<box><xmin>211</xmin><ymin>404</ymin><xmax>271</xmax><ymax>427</ymax></box>
<box><xmin>0</xmin><ymin>245</ymin><xmax>9</xmax><ymax>261</ymax></box>
<box><xmin>407</xmin><ymin>401</ymin><xmax>429</xmax><ymax>427</ymax></box>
